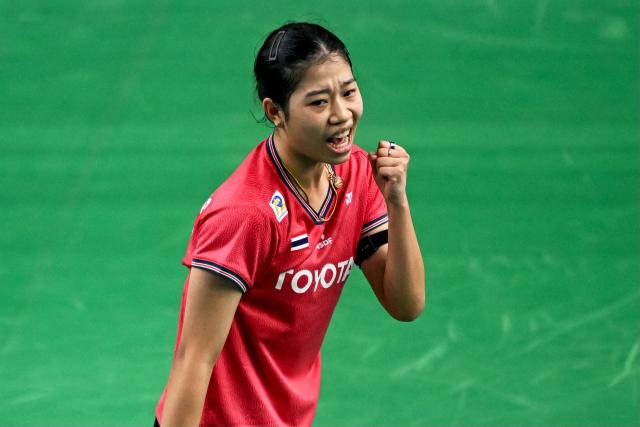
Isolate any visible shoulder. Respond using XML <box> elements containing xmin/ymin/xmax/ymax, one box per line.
<box><xmin>349</xmin><ymin>144</ymin><xmax>371</xmax><ymax>163</ymax></box>
<box><xmin>200</xmin><ymin>197</ymin><xmax>278</xmax><ymax>231</ymax></box>
<box><xmin>207</xmin><ymin>138</ymin><xmax>277</xmax><ymax>204</ymax></box>
<box><xmin>348</xmin><ymin>144</ymin><xmax>374</xmax><ymax>172</ymax></box>
<box><xmin>192</xmin><ymin>198</ymin><xmax>279</xmax><ymax>253</ymax></box>
<box><xmin>196</xmin><ymin>138</ymin><xmax>281</xmax><ymax>228</ymax></box>
<box><xmin>336</xmin><ymin>144</ymin><xmax>373</xmax><ymax>180</ymax></box>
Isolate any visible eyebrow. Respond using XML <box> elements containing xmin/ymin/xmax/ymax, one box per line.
<box><xmin>304</xmin><ymin>78</ymin><xmax>356</xmax><ymax>98</ymax></box>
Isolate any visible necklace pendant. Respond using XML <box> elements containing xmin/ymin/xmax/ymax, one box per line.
<box><xmin>332</xmin><ymin>174</ymin><xmax>343</xmax><ymax>189</ymax></box>
<box><xmin>325</xmin><ymin>164</ymin><xmax>343</xmax><ymax>190</ymax></box>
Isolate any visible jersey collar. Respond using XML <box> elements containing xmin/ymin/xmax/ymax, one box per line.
<box><xmin>266</xmin><ymin>134</ymin><xmax>336</xmax><ymax>225</ymax></box>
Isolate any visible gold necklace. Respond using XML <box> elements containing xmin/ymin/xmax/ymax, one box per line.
<box><xmin>281</xmin><ymin>163</ymin><xmax>342</xmax><ymax>222</ymax></box>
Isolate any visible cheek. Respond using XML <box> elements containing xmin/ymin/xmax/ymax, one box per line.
<box><xmin>300</xmin><ymin>111</ymin><xmax>326</xmax><ymax>130</ymax></box>
<box><xmin>292</xmin><ymin>115</ymin><xmax>324</xmax><ymax>138</ymax></box>
<box><xmin>353</xmin><ymin>95</ymin><xmax>364</xmax><ymax>120</ymax></box>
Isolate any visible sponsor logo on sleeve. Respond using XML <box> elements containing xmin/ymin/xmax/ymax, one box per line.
<box><xmin>269</xmin><ymin>190</ymin><xmax>288</xmax><ymax>222</ymax></box>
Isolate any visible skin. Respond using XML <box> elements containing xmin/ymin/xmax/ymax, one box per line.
<box><xmin>161</xmin><ymin>269</ymin><xmax>242</xmax><ymax>427</ymax></box>
<box><xmin>362</xmin><ymin>140</ymin><xmax>425</xmax><ymax>321</ymax></box>
<box><xmin>264</xmin><ymin>54</ymin><xmax>363</xmax><ymax>210</ymax></box>
<box><xmin>161</xmin><ymin>53</ymin><xmax>425</xmax><ymax>427</ymax></box>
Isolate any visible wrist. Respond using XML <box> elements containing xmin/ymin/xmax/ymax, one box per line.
<box><xmin>385</xmin><ymin>192</ymin><xmax>409</xmax><ymax>209</ymax></box>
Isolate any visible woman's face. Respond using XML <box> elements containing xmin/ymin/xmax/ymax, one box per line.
<box><xmin>279</xmin><ymin>54</ymin><xmax>363</xmax><ymax>166</ymax></box>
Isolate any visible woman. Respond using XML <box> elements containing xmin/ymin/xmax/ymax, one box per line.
<box><xmin>155</xmin><ymin>22</ymin><xmax>425</xmax><ymax>427</ymax></box>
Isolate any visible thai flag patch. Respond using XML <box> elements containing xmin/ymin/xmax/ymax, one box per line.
<box><xmin>290</xmin><ymin>234</ymin><xmax>309</xmax><ymax>251</ymax></box>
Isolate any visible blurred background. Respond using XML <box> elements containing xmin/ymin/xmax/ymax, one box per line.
<box><xmin>1</xmin><ymin>0</ymin><xmax>638</xmax><ymax>426</ymax></box>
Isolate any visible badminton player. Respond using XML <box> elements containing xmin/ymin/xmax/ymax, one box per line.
<box><xmin>154</xmin><ymin>21</ymin><xmax>425</xmax><ymax>427</ymax></box>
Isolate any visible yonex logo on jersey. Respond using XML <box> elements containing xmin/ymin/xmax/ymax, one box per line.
<box><xmin>346</xmin><ymin>192</ymin><xmax>353</xmax><ymax>205</ymax></box>
<box><xmin>274</xmin><ymin>257</ymin><xmax>354</xmax><ymax>294</ymax></box>
<box><xmin>291</xmin><ymin>234</ymin><xmax>309</xmax><ymax>251</ymax></box>
<box><xmin>269</xmin><ymin>190</ymin><xmax>288</xmax><ymax>222</ymax></box>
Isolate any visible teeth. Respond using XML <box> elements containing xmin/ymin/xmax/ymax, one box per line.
<box><xmin>331</xmin><ymin>129</ymin><xmax>351</xmax><ymax>139</ymax></box>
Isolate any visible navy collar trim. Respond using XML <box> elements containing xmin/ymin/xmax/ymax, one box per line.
<box><xmin>266</xmin><ymin>135</ymin><xmax>335</xmax><ymax>225</ymax></box>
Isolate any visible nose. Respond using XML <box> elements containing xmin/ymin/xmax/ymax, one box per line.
<box><xmin>329</xmin><ymin>98</ymin><xmax>351</xmax><ymax>125</ymax></box>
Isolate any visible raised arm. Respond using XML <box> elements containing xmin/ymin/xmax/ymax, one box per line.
<box><xmin>161</xmin><ymin>268</ymin><xmax>242</xmax><ymax>426</ymax></box>
<box><xmin>361</xmin><ymin>140</ymin><xmax>425</xmax><ymax>321</ymax></box>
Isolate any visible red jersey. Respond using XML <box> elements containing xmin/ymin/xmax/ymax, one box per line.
<box><xmin>156</xmin><ymin>135</ymin><xmax>387</xmax><ymax>426</ymax></box>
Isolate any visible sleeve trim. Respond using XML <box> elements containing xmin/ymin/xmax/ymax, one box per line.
<box><xmin>191</xmin><ymin>258</ymin><xmax>249</xmax><ymax>293</ymax></box>
<box><xmin>361</xmin><ymin>214</ymin><xmax>389</xmax><ymax>236</ymax></box>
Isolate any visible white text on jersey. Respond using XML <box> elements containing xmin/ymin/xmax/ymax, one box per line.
<box><xmin>275</xmin><ymin>257</ymin><xmax>354</xmax><ymax>294</ymax></box>
<box><xmin>316</xmin><ymin>235</ymin><xmax>333</xmax><ymax>250</ymax></box>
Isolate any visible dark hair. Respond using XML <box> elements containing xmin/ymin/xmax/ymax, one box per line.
<box><xmin>254</xmin><ymin>22</ymin><xmax>353</xmax><ymax>121</ymax></box>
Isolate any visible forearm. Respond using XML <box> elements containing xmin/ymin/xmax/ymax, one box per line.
<box><xmin>382</xmin><ymin>196</ymin><xmax>425</xmax><ymax>321</ymax></box>
<box><xmin>160</xmin><ymin>269</ymin><xmax>241</xmax><ymax>426</ymax></box>
<box><xmin>161</xmin><ymin>354</ymin><xmax>214</xmax><ymax>427</ymax></box>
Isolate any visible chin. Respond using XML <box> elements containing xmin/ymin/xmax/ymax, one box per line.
<box><xmin>325</xmin><ymin>148</ymin><xmax>352</xmax><ymax>165</ymax></box>
<box><xmin>336</xmin><ymin>151</ymin><xmax>352</xmax><ymax>164</ymax></box>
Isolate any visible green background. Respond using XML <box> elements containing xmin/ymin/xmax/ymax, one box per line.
<box><xmin>1</xmin><ymin>1</ymin><xmax>638</xmax><ymax>426</ymax></box>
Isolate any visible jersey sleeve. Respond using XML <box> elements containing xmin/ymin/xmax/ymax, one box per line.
<box><xmin>185</xmin><ymin>204</ymin><xmax>277</xmax><ymax>293</ymax></box>
<box><xmin>360</xmin><ymin>157</ymin><xmax>388</xmax><ymax>237</ymax></box>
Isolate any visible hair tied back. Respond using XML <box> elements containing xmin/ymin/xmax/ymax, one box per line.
<box><xmin>268</xmin><ymin>30</ymin><xmax>287</xmax><ymax>62</ymax></box>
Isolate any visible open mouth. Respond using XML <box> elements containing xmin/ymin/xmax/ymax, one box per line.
<box><xmin>326</xmin><ymin>129</ymin><xmax>352</xmax><ymax>150</ymax></box>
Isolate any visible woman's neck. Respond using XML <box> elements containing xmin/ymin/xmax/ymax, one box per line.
<box><xmin>274</xmin><ymin>131</ymin><xmax>326</xmax><ymax>192</ymax></box>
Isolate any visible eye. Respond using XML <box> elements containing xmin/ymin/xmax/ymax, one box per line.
<box><xmin>344</xmin><ymin>88</ymin><xmax>357</xmax><ymax>97</ymax></box>
<box><xmin>309</xmin><ymin>99</ymin><xmax>327</xmax><ymax>106</ymax></box>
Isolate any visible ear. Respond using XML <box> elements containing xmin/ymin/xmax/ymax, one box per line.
<box><xmin>262</xmin><ymin>98</ymin><xmax>285</xmax><ymax>127</ymax></box>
